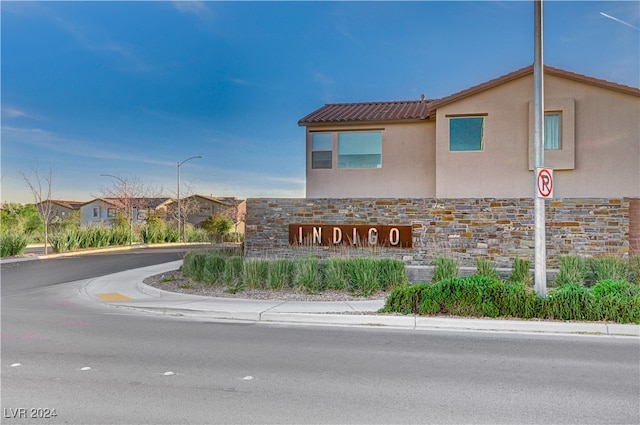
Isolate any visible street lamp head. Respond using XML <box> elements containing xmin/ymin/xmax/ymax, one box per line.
<box><xmin>178</xmin><ymin>155</ymin><xmax>204</xmax><ymax>167</ymax></box>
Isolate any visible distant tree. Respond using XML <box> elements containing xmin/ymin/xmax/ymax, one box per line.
<box><xmin>20</xmin><ymin>165</ymin><xmax>55</xmax><ymax>254</ymax></box>
<box><xmin>165</xmin><ymin>182</ymin><xmax>201</xmax><ymax>242</ymax></box>
<box><xmin>220</xmin><ymin>198</ymin><xmax>245</xmax><ymax>242</ymax></box>
<box><xmin>98</xmin><ymin>175</ymin><xmax>162</xmax><ymax>242</ymax></box>
<box><xmin>0</xmin><ymin>203</ymin><xmax>43</xmax><ymax>237</ymax></box>
<box><xmin>201</xmin><ymin>213</ymin><xmax>232</xmax><ymax>243</ymax></box>
<box><xmin>49</xmin><ymin>210</ymin><xmax>81</xmax><ymax>233</ymax></box>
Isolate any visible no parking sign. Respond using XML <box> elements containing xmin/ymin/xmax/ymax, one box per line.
<box><xmin>536</xmin><ymin>168</ymin><xmax>553</xmax><ymax>198</ymax></box>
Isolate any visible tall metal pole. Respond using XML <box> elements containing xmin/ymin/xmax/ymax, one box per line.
<box><xmin>177</xmin><ymin>155</ymin><xmax>203</xmax><ymax>243</ymax></box>
<box><xmin>533</xmin><ymin>0</ymin><xmax>547</xmax><ymax>296</ymax></box>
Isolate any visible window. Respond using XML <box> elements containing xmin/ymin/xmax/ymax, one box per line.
<box><xmin>544</xmin><ymin>112</ymin><xmax>561</xmax><ymax>150</ymax></box>
<box><xmin>311</xmin><ymin>133</ymin><xmax>332</xmax><ymax>169</ymax></box>
<box><xmin>528</xmin><ymin>99</ymin><xmax>575</xmax><ymax>170</ymax></box>
<box><xmin>93</xmin><ymin>208</ymin><xmax>98</xmax><ymax>218</ymax></box>
<box><xmin>337</xmin><ymin>131</ymin><xmax>382</xmax><ymax>169</ymax></box>
<box><xmin>449</xmin><ymin>117</ymin><xmax>484</xmax><ymax>151</ymax></box>
<box><xmin>107</xmin><ymin>208</ymin><xmax>116</xmax><ymax>218</ymax></box>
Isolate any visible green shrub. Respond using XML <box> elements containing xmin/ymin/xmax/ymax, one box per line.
<box><xmin>223</xmin><ymin>256</ymin><xmax>245</xmax><ymax>293</ymax></box>
<box><xmin>382</xmin><ymin>283</ymin><xmax>428</xmax><ymax>315</ymax></box>
<box><xmin>588</xmin><ymin>256</ymin><xmax>629</xmax><ymax>286</ymax></box>
<box><xmin>429</xmin><ymin>276</ymin><xmax>496</xmax><ymax>317</ymax></box>
<box><xmin>554</xmin><ymin>256</ymin><xmax>587</xmax><ymax>287</ymax></box>
<box><xmin>293</xmin><ymin>257</ymin><xmax>323</xmax><ymax>293</ymax></box>
<box><xmin>590</xmin><ymin>279</ymin><xmax>640</xmax><ymax>323</ymax></box>
<box><xmin>383</xmin><ymin>277</ymin><xmax>541</xmax><ymax>320</ymax></box>
<box><xmin>244</xmin><ymin>258</ymin><xmax>269</xmax><ymax>289</ymax></box>
<box><xmin>376</xmin><ymin>258</ymin><xmax>408</xmax><ymax>289</ymax></box>
<box><xmin>0</xmin><ymin>232</ymin><xmax>28</xmax><ymax>257</ymax></box>
<box><xmin>268</xmin><ymin>259</ymin><xmax>294</xmax><ymax>290</ymax></box>
<box><xmin>629</xmin><ymin>256</ymin><xmax>640</xmax><ymax>285</ymax></box>
<box><xmin>182</xmin><ymin>251</ymin><xmax>208</xmax><ymax>281</ymax></box>
<box><xmin>509</xmin><ymin>258</ymin><xmax>532</xmax><ymax>286</ymax></box>
<box><xmin>347</xmin><ymin>257</ymin><xmax>381</xmax><ymax>296</ymax></box>
<box><xmin>484</xmin><ymin>279</ymin><xmax>540</xmax><ymax>319</ymax></box>
<box><xmin>202</xmin><ymin>255</ymin><xmax>227</xmax><ymax>286</ymax></box>
<box><xmin>323</xmin><ymin>258</ymin><xmax>351</xmax><ymax>291</ymax></box>
<box><xmin>432</xmin><ymin>256</ymin><xmax>458</xmax><ymax>283</ymax></box>
<box><xmin>542</xmin><ymin>283</ymin><xmax>598</xmax><ymax>321</ymax></box>
<box><xmin>474</xmin><ymin>257</ymin><xmax>499</xmax><ymax>280</ymax></box>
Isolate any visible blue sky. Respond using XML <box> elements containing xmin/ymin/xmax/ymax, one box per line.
<box><xmin>2</xmin><ymin>1</ymin><xmax>638</xmax><ymax>204</ymax></box>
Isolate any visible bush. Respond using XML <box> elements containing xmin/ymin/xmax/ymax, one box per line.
<box><xmin>554</xmin><ymin>256</ymin><xmax>587</xmax><ymax>287</ymax></box>
<box><xmin>347</xmin><ymin>258</ymin><xmax>381</xmax><ymax>296</ymax></box>
<box><xmin>589</xmin><ymin>279</ymin><xmax>640</xmax><ymax>323</ymax></box>
<box><xmin>432</xmin><ymin>256</ymin><xmax>458</xmax><ymax>283</ymax></box>
<box><xmin>376</xmin><ymin>258</ymin><xmax>408</xmax><ymax>289</ymax></box>
<box><xmin>382</xmin><ymin>283</ymin><xmax>428</xmax><ymax>315</ymax></box>
<box><xmin>323</xmin><ymin>258</ymin><xmax>351</xmax><ymax>291</ymax></box>
<box><xmin>293</xmin><ymin>257</ymin><xmax>323</xmax><ymax>293</ymax></box>
<box><xmin>268</xmin><ymin>259</ymin><xmax>294</xmax><ymax>290</ymax></box>
<box><xmin>587</xmin><ymin>256</ymin><xmax>630</xmax><ymax>286</ymax></box>
<box><xmin>202</xmin><ymin>255</ymin><xmax>227</xmax><ymax>286</ymax></box>
<box><xmin>223</xmin><ymin>256</ymin><xmax>245</xmax><ymax>293</ymax></box>
<box><xmin>474</xmin><ymin>257</ymin><xmax>499</xmax><ymax>280</ymax></box>
<box><xmin>0</xmin><ymin>232</ymin><xmax>28</xmax><ymax>257</ymax></box>
<box><xmin>509</xmin><ymin>258</ymin><xmax>532</xmax><ymax>286</ymax></box>
<box><xmin>629</xmin><ymin>256</ymin><xmax>640</xmax><ymax>285</ymax></box>
<box><xmin>244</xmin><ymin>258</ymin><xmax>269</xmax><ymax>289</ymax></box>
<box><xmin>541</xmin><ymin>283</ymin><xmax>598</xmax><ymax>321</ymax></box>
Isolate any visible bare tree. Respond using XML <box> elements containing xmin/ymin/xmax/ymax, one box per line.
<box><xmin>20</xmin><ymin>164</ymin><xmax>55</xmax><ymax>254</ymax></box>
<box><xmin>98</xmin><ymin>175</ymin><xmax>163</xmax><ymax>243</ymax></box>
<box><xmin>220</xmin><ymin>198</ymin><xmax>245</xmax><ymax>242</ymax></box>
<box><xmin>166</xmin><ymin>182</ymin><xmax>201</xmax><ymax>242</ymax></box>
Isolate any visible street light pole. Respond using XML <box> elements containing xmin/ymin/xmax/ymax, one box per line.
<box><xmin>177</xmin><ymin>155</ymin><xmax>203</xmax><ymax>243</ymax></box>
<box><xmin>100</xmin><ymin>173</ymin><xmax>132</xmax><ymax>245</ymax></box>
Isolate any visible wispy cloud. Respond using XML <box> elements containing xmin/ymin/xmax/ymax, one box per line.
<box><xmin>600</xmin><ymin>12</ymin><xmax>640</xmax><ymax>31</ymax></box>
<box><xmin>312</xmin><ymin>72</ymin><xmax>334</xmax><ymax>86</ymax></box>
<box><xmin>54</xmin><ymin>17</ymin><xmax>151</xmax><ymax>73</ymax></box>
<box><xmin>172</xmin><ymin>1</ymin><xmax>209</xmax><ymax>16</ymax></box>
<box><xmin>2</xmin><ymin>126</ymin><xmax>173</xmax><ymax>167</ymax></box>
<box><xmin>2</xmin><ymin>106</ymin><xmax>29</xmax><ymax>119</ymax></box>
<box><xmin>229</xmin><ymin>78</ymin><xmax>262</xmax><ymax>88</ymax></box>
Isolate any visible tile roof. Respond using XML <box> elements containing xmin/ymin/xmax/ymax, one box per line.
<box><xmin>298</xmin><ymin>99</ymin><xmax>432</xmax><ymax>125</ymax></box>
<box><xmin>299</xmin><ymin>65</ymin><xmax>640</xmax><ymax>126</ymax></box>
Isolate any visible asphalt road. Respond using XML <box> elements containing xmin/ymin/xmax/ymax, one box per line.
<box><xmin>2</xmin><ymin>251</ymin><xmax>639</xmax><ymax>424</ymax></box>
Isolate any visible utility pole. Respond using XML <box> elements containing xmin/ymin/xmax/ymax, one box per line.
<box><xmin>533</xmin><ymin>0</ymin><xmax>547</xmax><ymax>296</ymax></box>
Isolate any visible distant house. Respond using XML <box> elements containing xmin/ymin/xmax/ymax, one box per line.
<box><xmin>299</xmin><ymin>65</ymin><xmax>640</xmax><ymax>198</ymax></box>
<box><xmin>167</xmin><ymin>195</ymin><xmax>246</xmax><ymax>234</ymax></box>
<box><xmin>80</xmin><ymin>198</ymin><xmax>172</xmax><ymax>227</ymax></box>
<box><xmin>35</xmin><ymin>200</ymin><xmax>84</xmax><ymax>221</ymax></box>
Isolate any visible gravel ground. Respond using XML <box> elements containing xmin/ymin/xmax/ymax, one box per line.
<box><xmin>143</xmin><ymin>270</ymin><xmax>391</xmax><ymax>302</ymax></box>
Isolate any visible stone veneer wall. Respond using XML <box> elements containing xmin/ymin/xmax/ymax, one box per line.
<box><xmin>244</xmin><ymin>198</ymin><xmax>632</xmax><ymax>268</ymax></box>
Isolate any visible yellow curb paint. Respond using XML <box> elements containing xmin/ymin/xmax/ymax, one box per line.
<box><xmin>95</xmin><ymin>293</ymin><xmax>132</xmax><ymax>302</ymax></box>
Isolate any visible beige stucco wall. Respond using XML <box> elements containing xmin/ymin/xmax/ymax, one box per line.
<box><xmin>305</xmin><ymin>122</ymin><xmax>435</xmax><ymax>198</ymax></box>
<box><xmin>435</xmin><ymin>74</ymin><xmax>640</xmax><ymax>198</ymax></box>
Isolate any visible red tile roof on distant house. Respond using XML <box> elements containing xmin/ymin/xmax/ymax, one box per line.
<box><xmin>299</xmin><ymin>65</ymin><xmax>640</xmax><ymax>126</ymax></box>
<box><xmin>298</xmin><ymin>99</ymin><xmax>432</xmax><ymax>125</ymax></box>
<box><xmin>37</xmin><ymin>200</ymin><xmax>85</xmax><ymax>210</ymax></box>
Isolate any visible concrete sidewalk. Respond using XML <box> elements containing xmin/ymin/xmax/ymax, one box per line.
<box><xmin>81</xmin><ymin>261</ymin><xmax>640</xmax><ymax>337</ymax></box>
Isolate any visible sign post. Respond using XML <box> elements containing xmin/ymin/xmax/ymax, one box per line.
<box><xmin>533</xmin><ymin>0</ymin><xmax>547</xmax><ymax>297</ymax></box>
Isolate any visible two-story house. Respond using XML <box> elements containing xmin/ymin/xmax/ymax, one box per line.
<box><xmin>299</xmin><ymin>65</ymin><xmax>640</xmax><ymax>199</ymax></box>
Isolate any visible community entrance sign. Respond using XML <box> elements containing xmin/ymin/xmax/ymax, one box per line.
<box><xmin>289</xmin><ymin>224</ymin><xmax>412</xmax><ymax>248</ymax></box>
